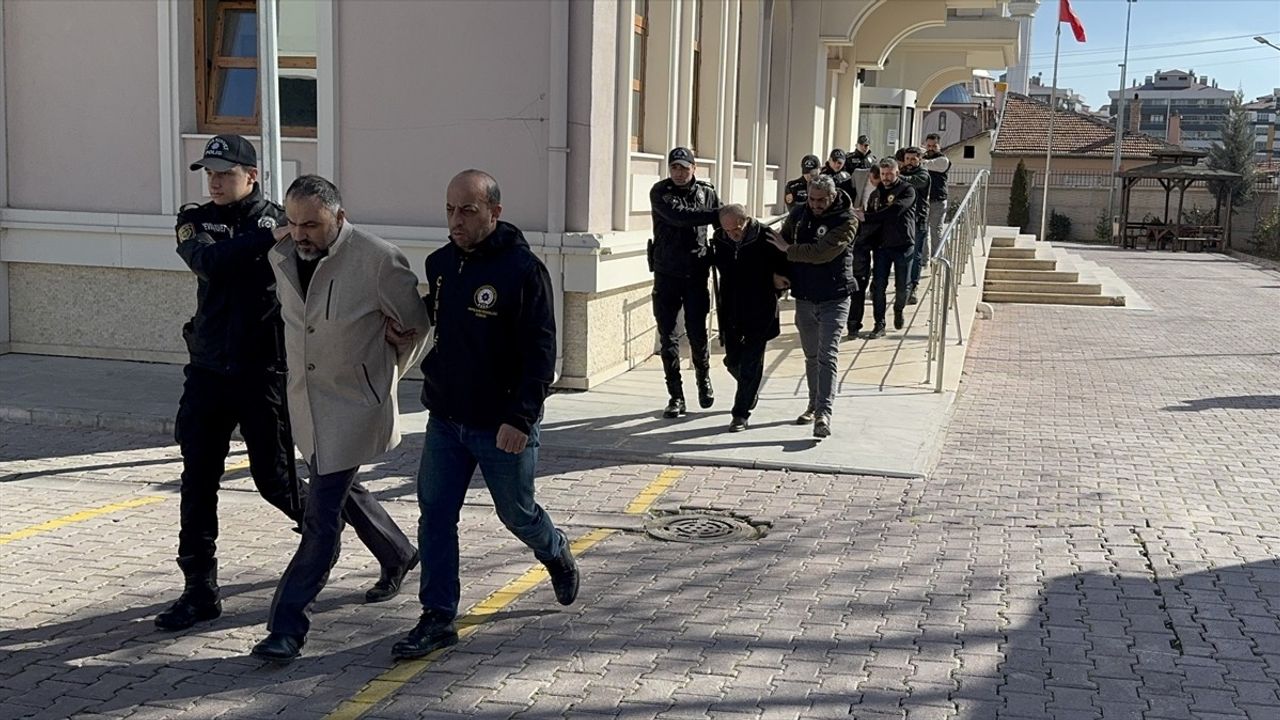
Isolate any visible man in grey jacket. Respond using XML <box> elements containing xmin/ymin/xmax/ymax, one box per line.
<box><xmin>250</xmin><ymin>175</ymin><xmax>430</xmax><ymax>662</ymax></box>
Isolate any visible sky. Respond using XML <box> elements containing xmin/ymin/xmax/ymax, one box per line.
<box><xmin>1024</xmin><ymin>0</ymin><xmax>1280</xmax><ymax>110</ymax></box>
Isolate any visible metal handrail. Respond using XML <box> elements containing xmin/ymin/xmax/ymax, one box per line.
<box><xmin>923</xmin><ymin>169</ymin><xmax>989</xmax><ymax>393</ymax></box>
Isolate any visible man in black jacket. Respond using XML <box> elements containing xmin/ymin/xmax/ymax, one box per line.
<box><xmin>648</xmin><ymin>147</ymin><xmax>721</xmax><ymax>418</ymax></box>
<box><xmin>156</xmin><ymin>135</ymin><xmax>300</xmax><ymax>631</ymax></box>
<box><xmin>783</xmin><ymin>155</ymin><xmax>822</xmax><ymax>210</ymax></box>
<box><xmin>819</xmin><ymin>148</ymin><xmax>858</xmax><ymax>201</ymax></box>
<box><xmin>767</xmin><ymin>175</ymin><xmax>859</xmax><ymax>439</ymax></box>
<box><xmin>710</xmin><ymin>204</ymin><xmax>789</xmax><ymax>432</ymax></box>
<box><xmin>392</xmin><ymin>170</ymin><xmax>578</xmax><ymax>661</ymax></box>
<box><xmin>898</xmin><ymin>147</ymin><xmax>932</xmax><ymax>305</ymax></box>
<box><xmin>846</xmin><ymin>135</ymin><xmax>877</xmax><ymax>171</ymax></box>
<box><xmin>857</xmin><ymin>158</ymin><xmax>917</xmax><ymax>338</ymax></box>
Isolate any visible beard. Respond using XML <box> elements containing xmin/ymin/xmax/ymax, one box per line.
<box><xmin>296</xmin><ymin>245</ymin><xmax>325</xmax><ymax>261</ymax></box>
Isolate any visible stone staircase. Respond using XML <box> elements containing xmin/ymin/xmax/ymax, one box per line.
<box><xmin>983</xmin><ymin>234</ymin><xmax>1126</xmax><ymax>306</ymax></box>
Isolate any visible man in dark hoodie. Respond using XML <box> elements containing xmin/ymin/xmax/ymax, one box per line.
<box><xmin>767</xmin><ymin>174</ymin><xmax>858</xmax><ymax>439</ymax></box>
<box><xmin>392</xmin><ymin>170</ymin><xmax>578</xmax><ymax>661</ymax></box>
<box><xmin>857</xmin><ymin>157</ymin><xmax>917</xmax><ymax>338</ymax></box>
<box><xmin>710</xmin><ymin>204</ymin><xmax>789</xmax><ymax>433</ymax></box>
<box><xmin>897</xmin><ymin>147</ymin><xmax>932</xmax><ymax>306</ymax></box>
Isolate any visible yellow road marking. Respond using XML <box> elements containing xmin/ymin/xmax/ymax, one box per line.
<box><xmin>0</xmin><ymin>496</ymin><xmax>166</xmax><ymax>545</ymax></box>
<box><xmin>325</xmin><ymin>467</ymin><xmax>686</xmax><ymax>720</ymax></box>
<box><xmin>624</xmin><ymin>468</ymin><xmax>685</xmax><ymax>515</ymax></box>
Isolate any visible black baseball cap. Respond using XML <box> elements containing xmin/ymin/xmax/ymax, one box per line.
<box><xmin>856</xmin><ymin>135</ymin><xmax>870</xmax><ymax>146</ymax></box>
<box><xmin>668</xmin><ymin>147</ymin><xmax>695</xmax><ymax>167</ymax></box>
<box><xmin>189</xmin><ymin>134</ymin><xmax>258</xmax><ymax>172</ymax></box>
<box><xmin>801</xmin><ymin>154</ymin><xmax>821</xmax><ymax>172</ymax></box>
<box><xmin>829</xmin><ymin>148</ymin><xmax>846</xmax><ymax>161</ymax></box>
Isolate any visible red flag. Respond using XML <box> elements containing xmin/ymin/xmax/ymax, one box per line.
<box><xmin>1059</xmin><ymin>0</ymin><xmax>1086</xmax><ymax>42</ymax></box>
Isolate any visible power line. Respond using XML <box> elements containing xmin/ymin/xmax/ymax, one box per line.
<box><xmin>1038</xmin><ymin>46</ymin><xmax>1269</xmax><ymax>71</ymax></box>
<box><xmin>1029</xmin><ymin>31</ymin><xmax>1276</xmax><ymax>58</ymax></box>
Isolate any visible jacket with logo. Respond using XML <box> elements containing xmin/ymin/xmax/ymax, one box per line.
<box><xmin>419</xmin><ymin>221</ymin><xmax>556</xmax><ymax>434</ymax></box>
<box><xmin>174</xmin><ymin>184</ymin><xmax>287</xmax><ymax>375</ymax></box>
<box><xmin>860</xmin><ymin>178</ymin><xmax>917</xmax><ymax>250</ymax></box>
<box><xmin>648</xmin><ymin>177</ymin><xmax>720</xmax><ymax>279</ymax></box>
<box><xmin>779</xmin><ymin>188</ymin><xmax>859</xmax><ymax>302</ymax></box>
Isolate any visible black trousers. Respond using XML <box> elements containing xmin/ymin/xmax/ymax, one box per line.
<box><xmin>848</xmin><ymin>246</ymin><xmax>873</xmax><ymax>333</ymax></box>
<box><xmin>267</xmin><ymin>465</ymin><xmax>415</xmax><ymax>638</ymax></box>
<box><xmin>722</xmin><ymin>335</ymin><xmax>767</xmax><ymax>420</ymax></box>
<box><xmin>652</xmin><ymin>270</ymin><xmax>711</xmax><ymax>399</ymax></box>
<box><xmin>174</xmin><ymin>366</ymin><xmax>301</xmax><ymax>576</ymax></box>
<box><xmin>871</xmin><ymin>244</ymin><xmax>913</xmax><ymax>325</ymax></box>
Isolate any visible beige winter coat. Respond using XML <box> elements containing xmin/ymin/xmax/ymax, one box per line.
<box><xmin>270</xmin><ymin>221</ymin><xmax>430</xmax><ymax>474</ymax></box>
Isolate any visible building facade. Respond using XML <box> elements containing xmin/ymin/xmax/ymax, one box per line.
<box><xmin>1107</xmin><ymin>69</ymin><xmax>1236</xmax><ymax>152</ymax></box>
<box><xmin>0</xmin><ymin>0</ymin><xmax>1029</xmax><ymax>388</ymax></box>
<box><xmin>1245</xmin><ymin>89</ymin><xmax>1279</xmax><ymax>161</ymax></box>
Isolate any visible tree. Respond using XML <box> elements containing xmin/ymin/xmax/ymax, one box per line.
<box><xmin>1207</xmin><ymin>93</ymin><xmax>1257</xmax><ymax>212</ymax></box>
<box><xmin>1007</xmin><ymin>159</ymin><xmax>1031</xmax><ymax>231</ymax></box>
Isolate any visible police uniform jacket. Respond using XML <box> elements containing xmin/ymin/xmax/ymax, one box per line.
<box><xmin>419</xmin><ymin>221</ymin><xmax>557</xmax><ymax>436</ymax></box>
<box><xmin>779</xmin><ymin>189</ymin><xmax>859</xmax><ymax>303</ymax></box>
<box><xmin>270</xmin><ymin>222</ymin><xmax>431</xmax><ymax>474</ymax></box>
<box><xmin>899</xmin><ymin>164</ymin><xmax>932</xmax><ymax>225</ymax></box>
<box><xmin>819</xmin><ymin>166</ymin><xmax>858</xmax><ymax>203</ymax></box>
<box><xmin>846</xmin><ymin>149</ymin><xmax>878</xmax><ymax>171</ymax></box>
<box><xmin>648</xmin><ymin>177</ymin><xmax>721</xmax><ymax>279</ymax></box>
<box><xmin>710</xmin><ymin>219</ymin><xmax>788</xmax><ymax>344</ymax></box>
<box><xmin>861</xmin><ymin>178</ymin><xmax>917</xmax><ymax>250</ymax></box>
<box><xmin>783</xmin><ymin>177</ymin><xmax>809</xmax><ymax>211</ymax></box>
<box><xmin>175</xmin><ymin>185</ymin><xmax>286</xmax><ymax>375</ymax></box>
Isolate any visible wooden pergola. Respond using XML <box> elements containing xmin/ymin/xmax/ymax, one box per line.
<box><xmin>1116</xmin><ymin>148</ymin><xmax>1241</xmax><ymax>251</ymax></box>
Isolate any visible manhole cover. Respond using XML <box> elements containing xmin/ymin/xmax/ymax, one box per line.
<box><xmin>644</xmin><ymin>508</ymin><xmax>768</xmax><ymax>543</ymax></box>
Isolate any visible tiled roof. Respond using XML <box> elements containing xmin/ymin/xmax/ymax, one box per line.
<box><xmin>993</xmin><ymin>93</ymin><xmax>1177</xmax><ymax>159</ymax></box>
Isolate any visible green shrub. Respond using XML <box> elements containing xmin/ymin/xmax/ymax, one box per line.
<box><xmin>1047</xmin><ymin>210</ymin><xmax>1072</xmax><ymax>243</ymax></box>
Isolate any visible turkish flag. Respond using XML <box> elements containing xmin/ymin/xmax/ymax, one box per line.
<box><xmin>1059</xmin><ymin>0</ymin><xmax>1087</xmax><ymax>43</ymax></box>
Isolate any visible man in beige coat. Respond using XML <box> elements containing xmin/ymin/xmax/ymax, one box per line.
<box><xmin>251</xmin><ymin>175</ymin><xmax>429</xmax><ymax>662</ymax></box>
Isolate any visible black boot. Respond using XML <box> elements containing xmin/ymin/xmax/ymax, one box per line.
<box><xmin>392</xmin><ymin>610</ymin><xmax>459</xmax><ymax>660</ymax></box>
<box><xmin>663</xmin><ymin>397</ymin><xmax>687</xmax><ymax>418</ymax></box>
<box><xmin>894</xmin><ymin>307</ymin><xmax>905</xmax><ymax>330</ymax></box>
<box><xmin>251</xmin><ymin>633</ymin><xmax>304</xmax><ymax>663</ymax></box>
<box><xmin>155</xmin><ymin>565</ymin><xmax>222</xmax><ymax>631</ymax></box>
<box><xmin>543</xmin><ymin>530</ymin><xmax>579</xmax><ymax>606</ymax></box>
<box><xmin>868</xmin><ymin>324</ymin><xmax>886</xmax><ymax>339</ymax></box>
<box><xmin>696</xmin><ymin>374</ymin><xmax>715</xmax><ymax>409</ymax></box>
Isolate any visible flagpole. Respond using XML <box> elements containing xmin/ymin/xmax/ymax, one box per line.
<box><xmin>1039</xmin><ymin>21</ymin><xmax>1062</xmax><ymax>242</ymax></box>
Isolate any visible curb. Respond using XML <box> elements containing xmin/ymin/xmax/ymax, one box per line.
<box><xmin>2</xmin><ymin>405</ymin><xmax>174</xmax><ymax>438</ymax></box>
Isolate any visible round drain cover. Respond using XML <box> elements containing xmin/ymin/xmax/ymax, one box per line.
<box><xmin>645</xmin><ymin>511</ymin><xmax>764</xmax><ymax>543</ymax></box>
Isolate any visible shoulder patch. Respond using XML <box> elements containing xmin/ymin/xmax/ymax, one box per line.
<box><xmin>177</xmin><ymin>223</ymin><xmax>196</xmax><ymax>242</ymax></box>
<box><xmin>258</xmin><ymin>216</ymin><xmax>277</xmax><ymax>229</ymax></box>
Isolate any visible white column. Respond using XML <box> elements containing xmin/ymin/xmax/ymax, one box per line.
<box><xmin>675</xmin><ymin>0</ymin><xmax>695</xmax><ymax>146</ymax></box>
<box><xmin>156</xmin><ymin>0</ymin><xmax>181</xmax><ymax>215</ymax></box>
<box><xmin>316</xmin><ymin>0</ymin><xmax>338</xmax><ymax>182</ymax></box>
<box><xmin>1</xmin><ymin>0</ymin><xmax>9</xmax><ymax>352</ymax></box>
<box><xmin>713</xmin><ymin>0</ymin><xmax>740</xmax><ymax>200</ymax></box>
<box><xmin>785</xmin><ymin>1</ymin><xmax>827</xmax><ymax>187</ymax></box>
<box><xmin>257</xmin><ymin>0</ymin><xmax>283</xmax><ymax>201</ymax></box>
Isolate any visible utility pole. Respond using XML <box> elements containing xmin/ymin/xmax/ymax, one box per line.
<box><xmin>1107</xmin><ymin>0</ymin><xmax>1136</xmax><ymax>236</ymax></box>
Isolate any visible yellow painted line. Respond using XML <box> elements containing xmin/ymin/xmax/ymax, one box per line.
<box><xmin>223</xmin><ymin>459</ymin><xmax>251</xmax><ymax>474</ymax></box>
<box><xmin>0</xmin><ymin>496</ymin><xmax>166</xmax><ymax>545</ymax></box>
<box><xmin>326</xmin><ymin>467</ymin><xmax>686</xmax><ymax>720</ymax></box>
<box><xmin>326</xmin><ymin>528</ymin><xmax>617</xmax><ymax>720</ymax></box>
<box><xmin>624</xmin><ymin>468</ymin><xmax>685</xmax><ymax>515</ymax></box>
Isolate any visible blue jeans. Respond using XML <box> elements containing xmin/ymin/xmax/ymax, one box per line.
<box><xmin>794</xmin><ymin>297</ymin><xmax>850</xmax><ymax>420</ymax></box>
<box><xmin>872</xmin><ymin>244</ymin><xmax>913</xmax><ymax>325</ymax></box>
<box><xmin>416</xmin><ymin>416</ymin><xmax>563</xmax><ymax>618</ymax></box>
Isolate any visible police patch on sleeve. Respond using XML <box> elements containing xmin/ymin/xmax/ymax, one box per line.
<box><xmin>785</xmin><ymin>193</ymin><xmax>794</xmax><ymax>205</ymax></box>
<box><xmin>258</xmin><ymin>216</ymin><xmax>278</xmax><ymax>230</ymax></box>
<box><xmin>177</xmin><ymin>223</ymin><xmax>195</xmax><ymax>242</ymax></box>
<box><xmin>816</xmin><ymin>226</ymin><xmax>828</xmax><ymax>238</ymax></box>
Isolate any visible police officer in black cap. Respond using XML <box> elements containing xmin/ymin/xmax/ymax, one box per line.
<box><xmin>846</xmin><ymin>135</ymin><xmax>878</xmax><ymax>170</ymax></box>
<box><xmin>784</xmin><ymin>155</ymin><xmax>822</xmax><ymax>211</ymax></box>
<box><xmin>820</xmin><ymin>149</ymin><xmax>858</xmax><ymax>203</ymax></box>
<box><xmin>648</xmin><ymin>147</ymin><xmax>721</xmax><ymax>418</ymax></box>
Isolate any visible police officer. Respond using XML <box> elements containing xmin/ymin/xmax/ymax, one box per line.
<box><xmin>648</xmin><ymin>147</ymin><xmax>721</xmax><ymax>418</ymax></box>
<box><xmin>846</xmin><ymin>135</ymin><xmax>878</xmax><ymax>170</ymax></box>
<box><xmin>784</xmin><ymin>155</ymin><xmax>822</xmax><ymax>211</ymax></box>
<box><xmin>820</xmin><ymin>148</ymin><xmax>858</xmax><ymax>201</ymax></box>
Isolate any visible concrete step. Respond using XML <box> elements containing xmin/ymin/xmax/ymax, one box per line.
<box><xmin>986</xmin><ymin>269</ymin><xmax>1081</xmax><ymax>283</ymax></box>
<box><xmin>987</xmin><ymin>258</ymin><xmax>1058</xmax><ymax>271</ymax></box>
<box><xmin>983</xmin><ymin>291</ymin><xmax>1127</xmax><ymax>307</ymax></box>
<box><xmin>990</xmin><ymin>236</ymin><xmax>1018</xmax><ymax>248</ymax></box>
<box><xmin>988</xmin><ymin>247</ymin><xmax>1038</xmax><ymax>259</ymax></box>
<box><xmin>984</xmin><ymin>280</ymin><xmax>1103</xmax><ymax>295</ymax></box>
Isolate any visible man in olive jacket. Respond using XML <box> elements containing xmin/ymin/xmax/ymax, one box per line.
<box><xmin>767</xmin><ymin>174</ymin><xmax>859</xmax><ymax>439</ymax></box>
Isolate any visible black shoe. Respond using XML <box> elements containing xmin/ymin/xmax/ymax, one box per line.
<box><xmin>155</xmin><ymin>592</ymin><xmax>222</xmax><ymax>631</ymax></box>
<box><xmin>894</xmin><ymin>308</ymin><xmax>905</xmax><ymax>330</ymax></box>
<box><xmin>251</xmin><ymin>633</ymin><xmax>304</xmax><ymax>663</ymax></box>
<box><xmin>813</xmin><ymin>418</ymin><xmax>832</xmax><ymax>439</ymax></box>
<box><xmin>366</xmin><ymin>550</ymin><xmax>420</xmax><ymax>603</ymax></box>
<box><xmin>392</xmin><ymin>611</ymin><xmax>459</xmax><ymax>660</ymax></box>
<box><xmin>906</xmin><ymin>291</ymin><xmax>919</xmax><ymax>305</ymax></box>
<box><xmin>662</xmin><ymin>397</ymin><xmax>687</xmax><ymax>418</ymax></box>
<box><xmin>697</xmin><ymin>377</ymin><xmax>715</xmax><ymax>409</ymax></box>
<box><xmin>728</xmin><ymin>416</ymin><xmax>749</xmax><ymax>433</ymax></box>
<box><xmin>543</xmin><ymin>530</ymin><xmax>579</xmax><ymax>606</ymax></box>
<box><xmin>795</xmin><ymin>408</ymin><xmax>816</xmax><ymax>425</ymax></box>
<box><xmin>868</xmin><ymin>324</ymin><xmax>886</xmax><ymax>339</ymax></box>
<box><xmin>845</xmin><ymin>327</ymin><xmax>861</xmax><ymax>341</ymax></box>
